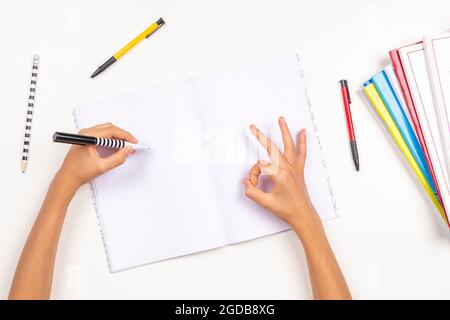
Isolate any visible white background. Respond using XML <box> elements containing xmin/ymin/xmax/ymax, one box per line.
<box><xmin>0</xmin><ymin>0</ymin><xmax>449</xmax><ymax>299</ymax></box>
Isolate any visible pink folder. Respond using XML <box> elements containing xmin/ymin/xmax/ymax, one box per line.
<box><xmin>390</xmin><ymin>44</ymin><xmax>446</xmax><ymax>220</ymax></box>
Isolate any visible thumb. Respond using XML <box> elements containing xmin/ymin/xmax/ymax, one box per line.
<box><xmin>243</xmin><ymin>178</ymin><xmax>270</xmax><ymax>207</ymax></box>
<box><xmin>100</xmin><ymin>146</ymin><xmax>133</xmax><ymax>172</ymax></box>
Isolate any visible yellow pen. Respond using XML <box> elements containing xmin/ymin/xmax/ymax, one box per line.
<box><xmin>91</xmin><ymin>18</ymin><xmax>165</xmax><ymax>78</ymax></box>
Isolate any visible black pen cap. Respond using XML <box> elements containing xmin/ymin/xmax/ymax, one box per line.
<box><xmin>339</xmin><ymin>79</ymin><xmax>348</xmax><ymax>88</ymax></box>
<box><xmin>53</xmin><ymin>132</ymin><xmax>97</xmax><ymax>146</ymax></box>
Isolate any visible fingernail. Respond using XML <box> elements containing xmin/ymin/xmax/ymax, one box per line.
<box><xmin>125</xmin><ymin>146</ymin><xmax>134</xmax><ymax>154</ymax></box>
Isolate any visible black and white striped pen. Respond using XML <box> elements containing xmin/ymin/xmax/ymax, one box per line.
<box><xmin>52</xmin><ymin>132</ymin><xmax>151</xmax><ymax>151</ymax></box>
<box><xmin>21</xmin><ymin>55</ymin><xmax>40</xmax><ymax>173</ymax></box>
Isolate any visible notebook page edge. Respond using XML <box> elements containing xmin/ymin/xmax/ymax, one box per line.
<box><xmin>295</xmin><ymin>54</ymin><xmax>338</xmax><ymax>219</ymax></box>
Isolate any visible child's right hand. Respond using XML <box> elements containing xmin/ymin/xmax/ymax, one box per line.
<box><xmin>56</xmin><ymin>123</ymin><xmax>137</xmax><ymax>189</ymax></box>
<box><xmin>243</xmin><ymin>117</ymin><xmax>322</xmax><ymax>237</ymax></box>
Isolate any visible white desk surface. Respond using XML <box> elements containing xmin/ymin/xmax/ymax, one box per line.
<box><xmin>1</xmin><ymin>0</ymin><xmax>450</xmax><ymax>299</ymax></box>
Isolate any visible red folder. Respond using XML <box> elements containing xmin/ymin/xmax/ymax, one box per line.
<box><xmin>390</xmin><ymin>45</ymin><xmax>446</xmax><ymax>218</ymax></box>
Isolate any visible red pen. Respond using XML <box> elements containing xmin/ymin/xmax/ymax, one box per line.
<box><xmin>340</xmin><ymin>79</ymin><xmax>359</xmax><ymax>171</ymax></box>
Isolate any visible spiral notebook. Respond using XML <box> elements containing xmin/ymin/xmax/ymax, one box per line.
<box><xmin>73</xmin><ymin>54</ymin><xmax>337</xmax><ymax>272</ymax></box>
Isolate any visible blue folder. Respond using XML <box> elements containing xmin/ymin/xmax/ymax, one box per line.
<box><xmin>369</xmin><ymin>71</ymin><xmax>436</xmax><ymax>194</ymax></box>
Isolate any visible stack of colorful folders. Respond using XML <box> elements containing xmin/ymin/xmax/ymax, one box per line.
<box><xmin>362</xmin><ymin>31</ymin><xmax>450</xmax><ymax>227</ymax></box>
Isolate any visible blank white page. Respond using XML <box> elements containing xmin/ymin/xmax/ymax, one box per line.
<box><xmin>75</xmin><ymin>82</ymin><xmax>226</xmax><ymax>272</ymax></box>
<box><xmin>400</xmin><ymin>43</ymin><xmax>450</xmax><ymax>217</ymax></box>
<box><xmin>192</xmin><ymin>55</ymin><xmax>337</xmax><ymax>243</ymax></box>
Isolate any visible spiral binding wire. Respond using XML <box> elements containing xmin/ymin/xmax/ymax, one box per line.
<box><xmin>73</xmin><ymin>108</ymin><xmax>113</xmax><ymax>272</ymax></box>
<box><xmin>296</xmin><ymin>54</ymin><xmax>338</xmax><ymax>215</ymax></box>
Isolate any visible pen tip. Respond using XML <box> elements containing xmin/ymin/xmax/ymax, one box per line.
<box><xmin>91</xmin><ymin>69</ymin><xmax>100</xmax><ymax>78</ymax></box>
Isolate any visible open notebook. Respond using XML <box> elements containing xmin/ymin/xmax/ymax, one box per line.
<box><xmin>74</xmin><ymin>54</ymin><xmax>337</xmax><ymax>272</ymax></box>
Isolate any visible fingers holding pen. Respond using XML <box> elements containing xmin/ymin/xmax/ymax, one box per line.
<box><xmin>80</xmin><ymin>123</ymin><xmax>138</xmax><ymax>144</ymax></box>
<box><xmin>99</xmin><ymin>146</ymin><xmax>134</xmax><ymax>172</ymax></box>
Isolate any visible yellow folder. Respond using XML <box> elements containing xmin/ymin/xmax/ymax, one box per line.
<box><xmin>363</xmin><ymin>83</ymin><xmax>447</xmax><ymax>223</ymax></box>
